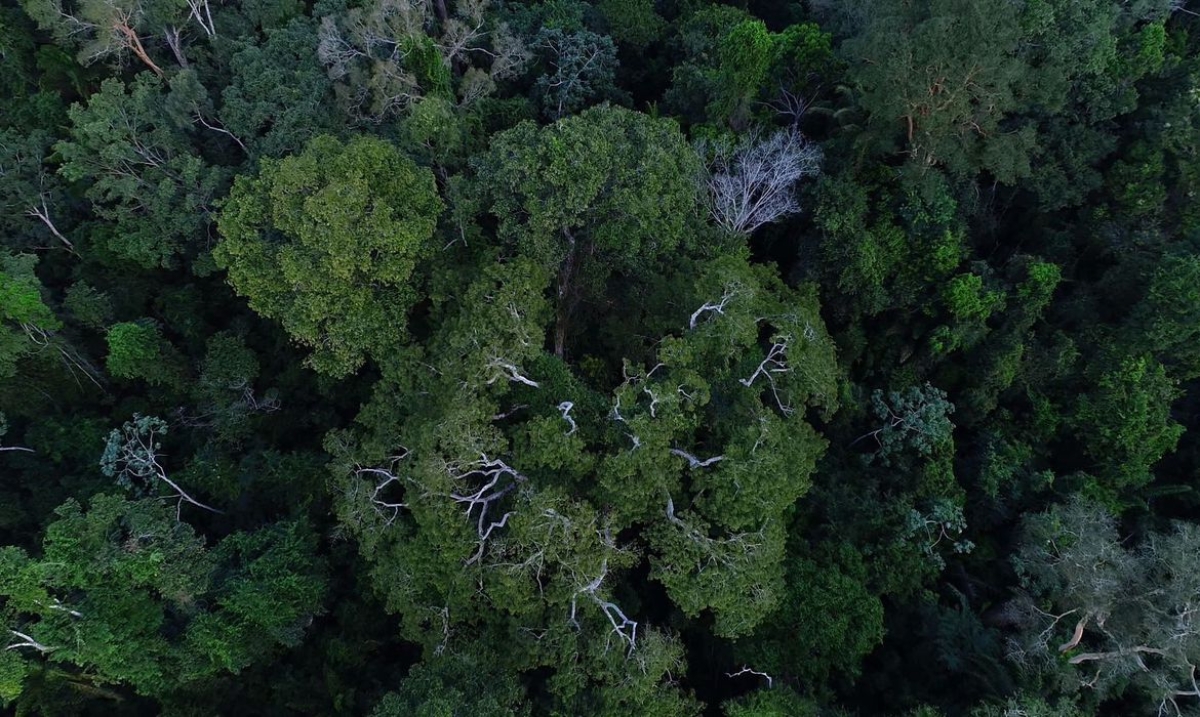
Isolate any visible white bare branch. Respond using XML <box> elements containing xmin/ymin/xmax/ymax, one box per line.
<box><xmin>25</xmin><ymin>196</ymin><xmax>76</xmax><ymax>253</ymax></box>
<box><xmin>557</xmin><ymin>401</ymin><xmax>577</xmax><ymax>435</ymax></box>
<box><xmin>727</xmin><ymin>665</ymin><xmax>774</xmax><ymax>688</ymax></box>
<box><xmin>670</xmin><ymin>448</ymin><xmax>725</xmax><ymax>469</ymax></box>
<box><xmin>739</xmin><ymin>336</ymin><xmax>794</xmax><ymax>415</ymax></box>
<box><xmin>699</xmin><ymin>126</ymin><xmax>822</xmax><ymax>236</ymax></box>
<box><xmin>37</xmin><ymin>599</ymin><xmax>83</xmax><ymax>619</ymax></box>
<box><xmin>354</xmin><ymin>452</ymin><xmax>412</xmax><ymax>525</ymax></box>
<box><xmin>570</xmin><ymin>559</ymin><xmax>638</xmax><ymax>656</ymax></box>
<box><xmin>486</xmin><ymin>359</ymin><xmax>540</xmax><ymax>388</ymax></box>
<box><xmin>689</xmin><ymin>283</ymin><xmax>743</xmax><ymax>329</ymax></box>
<box><xmin>186</xmin><ymin>0</ymin><xmax>216</xmax><ymax>37</ymax></box>
<box><xmin>194</xmin><ymin>113</ymin><xmax>246</xmax><ymax>152</ymax></box>
<box><xmin>102</xmin><ymin>417</ymin><xmax>221</xmax><ymax>520</ymax></box>
<box><xmin>7</xmin><ymin>629</ymin><xmax>54</xmax><ymax>654</ymax></box>
<box><xmin>446</xmin><ymin>454</ymin><xmax>527</xmax><ymax>565</ymax></box>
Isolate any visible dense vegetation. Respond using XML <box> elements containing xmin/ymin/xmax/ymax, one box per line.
<box><xmin>2</xmin><ymin>0</ymin><xmax>1200</xmax><ymax>714</ymax></box>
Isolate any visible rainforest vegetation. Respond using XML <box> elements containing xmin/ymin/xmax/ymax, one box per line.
<box><xmin>3</xmin><ymin>0</ymin><xmax>1200</xmax><ymax>714</ymax></box>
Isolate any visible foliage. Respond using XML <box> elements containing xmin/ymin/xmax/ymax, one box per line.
<box><xmin>4</xmin><ymin>0</ymin><xmax>1200</xmax><ymax>714</ymax></box>
<box><xmin>215</xmin><ymin>134</ymin><xmax>443</xmax><ymax>376</ymax></box>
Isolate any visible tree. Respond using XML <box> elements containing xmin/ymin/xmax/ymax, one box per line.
<box><xmin>316</xmin><ymin>0</ymin><xmax>530</xmax><ymax>122</ymax></box>
<box><xmin>370</xmin><ymin>653</ymin><xmax>528</xmax><ymax>717</ymax></box>
<box><xmin>1069</xmin><ymin>354</ymin><xmax>1182</xmax><ymax>498</ymax></box>
<box><xmin>56</xmin><ymin>73</ymin><xmax>225</xmax><ymax>268</ymax></box>
<box><xmin>0</xmin><ymin>129</ymin><xmax>76</xmax><ymax>253</ymax></box>
<box><xmin>221</xmin><ymin>17</ymin><xmax>341</xmax><ymax>160</ymax></box>
<box><xmin>215</xmin><ymin>134</ymin><xmax>443</xmax><ymax>377</ymax></box>
<box><xmin>733</xmin><ymin>545</ymin><xmax>885</xmax><ymax>686</ymax></box>
<box><xmin>840</xmin><ymin>0</ymin><xmax>1034</xmax><ymax>182</ymax></box>
<box><xmin>19</xmin><ymin>0</ymin><xmax>193</xmax><ymax>77</ymax></box>
<box><xmin>1009</xmin><ymin>500</ymin><xmax>1200</xmax><ymax>714</ymax></box>
<box><xmin>0</xmin><ymin>253</ymin><xmax>60</xmax><ymax>381</ymax></box>
<box><xmin>698</xmin><ymin>125</ymin><xmax>823</xmax><ymax>236</ymax></box>
<box><xmin>100</xmin><ymin>415</ymin><xmax>221</xmax><ymax>518</ymax></box>
<box><xmin>533</xmin><ymin>29</ymin><xmax>620</xmax><ymax>120</ymax></box>
<box><xmin>0</xmin><ymin>495</ymin><xmax>325</xmax><ymax>703</ymax></box>
<box><xmin>859</xmin><ymin>383</ymin><xmax>956</xmax><ymax>465</ymax></box>
<box><xmin>665</xmin><ymin>9</ymin><xmax>833</xmax><ymax>129</ymax></box>
<box><xmin>0</xmin><ymin>495</ymin><xmax>213</xmax><ymax>698</ymax></box>
<box><xmin>104</xmin><ymin>321</ymin><xmax>180</xmax><ymax>386</ymax></box>
<box><xmin>466</xmin><ymin>105</ymin><xmax>704</xmax><ymax>358</ymax></box>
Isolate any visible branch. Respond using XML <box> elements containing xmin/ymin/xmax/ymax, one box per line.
<box><xmin>727</xmin><ymin>665</ymin><xmax>774</xmax><ymax>689</ymax></box>
<box><xmin>570</xmin><ymin>559</ymin><xmax>638</xmax><ymax>656</ymax></box>
<box><xmin>25</xmin><ymin>197</ymin><xmax>77</xmax><ymax>254</ymax></box>
<box><xmin>7</xmin><ymin>630</ymin><xmax>54</xmax><ymax>654</ymax></box>
<box><xmin>738</xmin><ymin>336</ymin><xmax>794</xmax><ymax>415</ymax></box>
<box><xmin>670</xmin><ymin>448</ymin><xmax>724</xmax><ymax>468</ymax></box>
<box><xmin>557</xmin><ymin>401</ymin><xmax>577</xmax><ymax>435</ymax></box>
<box><xmin>486</xmin><ymin>359</ymin><xmax>540</xmax><ymax>388</ymax></box>
<box><xmin>1068</xmin><ymin>646</ymin><xmax>1168</xmax><ymax>665</ymax></box>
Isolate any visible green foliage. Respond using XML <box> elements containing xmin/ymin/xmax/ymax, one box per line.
<box><xmin>735</xmin><ymin>545</ymin><xmax>884</xmax><ymax>684</ymax></box>
<box><xmin>471</xmin><ymin>105</ymin><xmax>701</xmax><ymax>271</ymax></box>
<box><xmin>221</xmin><ymin>17</ymin><xmax>340</xmax><ymax>159</ymax></box>
<box><xmin>216</xmin><ymin>134</ymin><xmax>443</xmax><ymax>376</ymax></box>
<box><xmin>865</xmin><ymin>384</ymin><xmax>956</xmax><ymax>465</ymax></box>
<box><xmin>186</xmin><ymin>521</ymin><xmax>327</xmax><ymax>675</ymax></box>
<box><xmin>666</xmin><ymin>9</ymin><xmax>833</xmax><ymax>128</ymax></box>
<box><xmin>7</xmin><ymin>0</ymin><xmax>1200</xmax><ymax>713</ymax></box>
<box><xmin>0</xmin><ymin>252</ymin><xmax>60</xmax><ymax>380</ymax></box>
<box><xmin>534</xmin><ymin>29</ymin><xmax>620</xmax><ymax>119</ymax></box>
<box><xmin>724</xmin><ymin>687</ymin><xmax>825</xmax><ymax>717</ymax></box>
<box><xmin>371</xmin><ymin>653</ymin><xmax>528</xmax><ymax>717</ymax></box>
<box><xmin>57</xmin><ymin>74</ymin><xmax>226</xmax><ymax>268</ymax></box>
<box><xmin>105</xmin><ymin>322</ymin><xmax>168</xmax><ymax>384</ymax></box>
<box><xmin>842</xmin><ymin>0</ymin><xmax>1032</xmax><ymax>181</ymax></box>
<box><xmin>1070</xmin><ymin>354</ymin><xmax>1182</xmax><ymax>497</ymax></box>
<box><xmin>0</xmin><ymin>495</ymin><xmax>325</xmax><ymax>702</ymax></box>
<box><xmin>596</xmin><ymin>0</ymin><xmax>664</xmax><ymax>47</ymax></box>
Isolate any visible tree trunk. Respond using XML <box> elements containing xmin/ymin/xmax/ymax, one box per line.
<box><xmin>27</xmin><ymin>199</ymin><xmax>76</xmax><ymax>253</ymax></box>
<box><xmin>554</xmin><ymin>229</ymin><xmax>580</xmax><ymax>359</ymax></box>
<box><xmin>116</xmin><ymin>21</ymin><xmax>165</xmax><ymax>77</ymax></box>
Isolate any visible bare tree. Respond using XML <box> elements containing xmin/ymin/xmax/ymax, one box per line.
<box><xmin>698</xmin><ymin>126</ymin><xmax>822</xmax><ymax>236</ymax></box>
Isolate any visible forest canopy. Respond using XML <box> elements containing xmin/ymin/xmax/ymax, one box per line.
<box><xmin>2</xmin><ymin>0</ymin><xmax>1200</xmax><ymax>715</ymax></box>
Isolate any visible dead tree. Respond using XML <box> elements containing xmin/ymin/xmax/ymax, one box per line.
<box><xmin>699</xmin><ymin>126</ymin><xmax>822</xmax><ymax>236</ymax></box>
